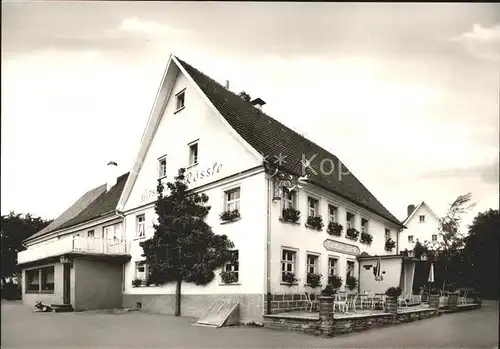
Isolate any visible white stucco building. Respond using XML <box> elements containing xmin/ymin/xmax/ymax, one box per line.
<box><xmin>398</xmin><ymin>202</ymin><xmax>441</xmax><ymax>252</ymax></box>
<box><xmin>19</xmin><ymin>54</ymin><xmax>413</xmax><ymax>322</ymax></box>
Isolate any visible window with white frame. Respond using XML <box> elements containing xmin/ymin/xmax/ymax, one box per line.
<box><xmin>136</xmin><ymin>214</ymin><xmax>146</xmax><ymax>239</ymax></box>
<box><xmin>307</xmin><ymin>197</ymin><xmax>319</xmax><ymax>217</ymax></box>
<box><xmin>135</xmin><ymin>261</ymin><xmax>148</xmax><ymax>281</ymax></box>
<box><xmin>419</xmin><ymin>215</ymin><xmax>425</xmax><ymax>223</ymax></box>
<box><xmin>282</xmin><ymin>188</ymin><xmax>297</xmax><ymax>210</ymax></box>
<box><xmin>385</xmin><ymin>228</ymin><xmax>391</xmax><ymax>241</ymax></box>
<box><xmin>328</xmin><ymin>257</ymin><xmax>337</xmax><ymax>276</ymax></box>
<box><xmin>224</xmin><ymin>187</ymin><xmax>240</xmax><ymax>212</ymax></box>
<box><xmin>328</xmin><ymin>204</ymin><xmax>338</xmax><ymax>223</ymax></box>
<box><xmin>408</xmin><ymin>235</ymin><xmax>414</xmax><ymax>243</ymax></box>
<box><xmin>346</xmin><ymin>261</ymin><xmax>355</xmax><ymax>278</ymax></box>
<box><xmin>103</xmin><ymin>225</ymin><xmax>117</xmax><ymax>241</ymax></box>
<box><xmin>281</xmin><ymin>249</ymin><xmax>296</xmax><ymax>281</ymax></box>
<box><xmin>176</xmin><ymin>90</ymin><xmax>185</xmax><ymax>111</ymax></box>
<box><xmin>346</xmin><ymin>212</ymin><xmax>355</xmax><ymax>229</ymax></box>
<box><xmin>306</xmin><ymin>254</ymin><xmax>319</xmax><ymax>274</ymax></box>
<box><xmin>222</xmin><ymin>250</ymin><xmax>239</xmax><ymax>284</ymax></box>
<box><xmin>188</xmin><ymin>141</ymin><xmax>198</xmax><ymax>166</ymax></box>
<box><xmin>361</xmin><ymin>218</ymin><xmax>368</xmax><ymax>234</ymax></box>
<box><xmin>158</xmin><ymin>156</ymin><xmax>167</xmax><ymax>178</ymax></box>
<box><xmin>432</xmin><ymin>234</ymin><xmax>437</xmax><ymax>242</ymax></box>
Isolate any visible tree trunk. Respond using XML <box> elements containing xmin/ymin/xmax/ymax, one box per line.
<box><xmin>175</xmin><ymin>278</ymin><xmax>181</xmax><ymax>316</ymax></box>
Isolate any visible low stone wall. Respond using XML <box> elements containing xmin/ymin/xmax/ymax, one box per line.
<box><xmin>263</xmin><ymin>315</ymin><xmax>321</xmax><ymax>336</ymax></box>
<box><xmin>264</xmin><ymin>302</ymin><xmax>478</xmax><ymax>337</ymax></box>
<box><xmin>265</xmin><ymin>293</ymin><xmax>309</xmax><ymax>314</ymax></box>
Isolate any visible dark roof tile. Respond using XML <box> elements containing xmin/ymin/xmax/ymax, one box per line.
<box><xmin>176</xmin><ymin>57</ymin><xmax>402</xmax><ymax>227</ymax></box>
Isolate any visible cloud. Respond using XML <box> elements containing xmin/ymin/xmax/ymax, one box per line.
<box><xmin>420</xmin><ymin>161</ymin><xmax>499</xmax><ymax>184</ymax></box>
<box><xmin>449</xmin><ymin>23</ymin><xmax>500</xmax><ymax>61</ymax></box>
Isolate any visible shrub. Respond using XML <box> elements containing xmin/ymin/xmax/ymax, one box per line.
<box><xmin>220</xmin><ymin>209</ymin><xmax>240</xmax><ymax>222</ymax></box>
<box><xmin>328</xmin><ymin>274</ymin><xmax>343</xmax><ymax>289</ymax></box>
<box><xmin>220</xmin><ymin>271</ymin><xmax>238</xmax><ymax>284</ymax></box>
<box><xmin>1</xmin><ymin>282</ymin><xmax>21</xmax><ymax>300</ymax></box>
<box><xmin>385</xmin><ymin>286</ymin><xmax>402</xmax><ymax>298</ymax></box>
<box><xmin>306</xmin><ymin>215</ymin><xmax>324</xmax><ymax>230</ymax></box>
<box><xmin>132</xmin><ymin>278</ymin><xmax>143</xmax><ymax>287</ymax></box>
<box><xmin>346</xmin><ymin>228</ymin><xmax>360</xmax><ymax>239</ymax></box>
<box><xmin>282</xmin><ymin>208</ymin><xmax>301</xmax><ymax>223</ymax></box>
<box><xmin>346</xmin><ymin>275</ymin><xmax>357</xmax><ymax>290</ymax></box>
<box><xmin>360</xmin><ymin>232</ymin><xmax>373</xmax><ymax>244</ymax></box>
<box><xmin>385</xmin><ymin>238</ymin><xmax>396</xmax><ymax>251</ymax></box>
<box><xmin>306</xmin><ymin>273</ymin><xmax>322</xmax><ymax>288</ymax></box>
<box><xmin>326</xmin><ymin>221</ymin><xmax>343</xmax><ymax>236</ymax></box>
<box><xmin>282</xmin><ymin>272</ymin><xmax>298</xmax><ymax>286</ymax></box>
<box><xmin>320</xmin><ymin>284</ymin><xmax>336</xmax><ymax>296</ymax></box>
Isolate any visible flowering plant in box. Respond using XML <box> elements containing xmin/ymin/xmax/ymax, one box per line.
<box><xmin>282</xmin><ymin>208</ymin><xmax>300</xmax><ymax>223</ymax></box>
<box><xmin>326</xmin><ymin>221</ymin><xmax>343</xmax><ymax>236</ymax></box>
<box><xmin>346</xmin><ymin>228</ymin><xmax>360</xmax><ymax>239</ymax></box>
<box><xmin>219</xmin><ymin>209</ymin><xmax>240</xmax><ymax>222</ymax></box>
<box><xmin>306</xmin><ymin>215</ymin><xmax>324</xmax><ymax>230</ymax></box>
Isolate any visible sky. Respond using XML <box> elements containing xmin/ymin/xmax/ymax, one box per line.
<box><xmin>2</xmin><ymin>2</ymin><xmax>499</xmax><ymax>231</ymax></box>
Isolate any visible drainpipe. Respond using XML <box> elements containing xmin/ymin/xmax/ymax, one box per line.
<box><xmin>115</xmin><ymin>209</ymin><xmax>127</xmax><ymax>293</ymax></box>
<box><xmin>265</xmin><ymin>166</ymin><xmax>279</xmax><ymax>315</ymax></box>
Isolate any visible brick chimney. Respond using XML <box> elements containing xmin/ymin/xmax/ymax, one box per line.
<box><xmin>107</xmin><ymin>161</ymin><xmax>118</xmax><ymax>192</ymax></box>
<box><xmin>407</xmin><ymin>204</ymin><xmax>416</xmax><ymax>217</ymax></box>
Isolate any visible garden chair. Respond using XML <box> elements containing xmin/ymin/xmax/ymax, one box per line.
<box><xmin>361</xmin><ymin>290</ymin><xmax>374</xmax><ymax>310</ymax></box>
<box><xmin>398</xmin><ymin>292</ymin><xmax>408</xmax><ymax>307</ymax></box>
<box><xmin>458</xmin><ymin>290</ymin><xmax>468</xmax><ymax>305</ymax></box>
<box><xmin>334</xmin><ymin>292</ymin><xmax>348</xmax><ymax>314</ymax></box>
<box><xmin>304</xmin><ymin>292</ymin><xmax>318</xmax><ymax>312</ymax></box>
<box><xmin>373</xmin><ymin>294</ymin><xmax>386</xmax><ymax>311</ymax></box>
<box><xmin>346</xmin><ymin>293</ymin><xmax>358</xmax><ymax>313</ymax></box>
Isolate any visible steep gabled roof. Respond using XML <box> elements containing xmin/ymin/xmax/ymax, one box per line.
<box><xmin>175</xmin><ymin>57</ymin><xmax>403</xmax><ymax>227</ymax></box>
<box><xmin>401</xmin><ymin>201</ymin><xmax>440</xmax><ymax>226</ymax></box>
<box><xmin>25</xmin><ymin>173</ymin><xmax>129</xmax><ymax>242</ymax></box>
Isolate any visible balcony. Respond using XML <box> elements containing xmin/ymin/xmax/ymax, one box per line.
<box><xmin>18</xmin><ymin>236</ymin><xmax>131</xmax><ymax>265</ymax></box>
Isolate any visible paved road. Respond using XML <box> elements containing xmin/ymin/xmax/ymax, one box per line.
<box><xmin>2</xmin><ymin>300</ymin><xmax>498</xmax><ymax>348</ymax></box>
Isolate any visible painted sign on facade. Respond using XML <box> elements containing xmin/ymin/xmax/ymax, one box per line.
<box><xmin>140</xmin><ymin>189</ymin><xmax>157</xmax><ymax>205</ymax></box>
<box><xmin>185</xmin><ymin>161</ymin><xmax>223</xmax><ymax>185</ymax></box>
<box><xmin>323</xmin><ymin>239</ymin><xmax>360</xmax><ymax>256</ymax></box>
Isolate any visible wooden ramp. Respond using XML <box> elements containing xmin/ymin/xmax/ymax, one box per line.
<box><xmin>194</xmin><ymin>299</ymin><xmax>240</xmax><ymax>328</ymax></box>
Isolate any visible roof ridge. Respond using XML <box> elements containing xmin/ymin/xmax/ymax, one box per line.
<box><xmin>174</xmin><ymin>56</ymin><xmax>340</xmax><ymax>160</ymax></box>
<box><xmin>175</xmin><ymin>56</ymin><xmax>402</xmax><ymax>227</ymax></box>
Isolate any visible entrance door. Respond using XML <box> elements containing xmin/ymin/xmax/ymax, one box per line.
<box><xmin>63</xmin><ymin>263</ymin><xmax>71</xmax><ymax>304</ymax></box>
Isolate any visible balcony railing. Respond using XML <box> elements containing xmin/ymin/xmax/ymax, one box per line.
<box><xmin>18</xmin><ymin>236</ymin><xmax>131</xmax><ymax>265</ymax></box>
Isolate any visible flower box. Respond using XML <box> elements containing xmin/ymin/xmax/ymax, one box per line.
<box><xmin>281</xmin><ymin>272</ymin><xmax>298</xmax><ymax>286</ymax></box>
<box><xmin>346</xmin><ymin>228</ymin><xmax>360</xmax><ymax>240</ymax></box>
<box><xmin>282</xmin><ymin>208</ymin><xmax>300</xmax><ymax>223</ymax></box>
<box><xmin>219</xmin><ymin>209</ymin><xmax>240</xmax><ymax>222</ymax></box>
<box><xmin>326</xmin><ymin>222</ymin><xmax>343</xmax><ymax>236</ymax></box>
<box><xmin>385</xmin><ymin>238</ymin><xmax>396</xmax><ymax>251</ymax></box>
<box><xmin>360</xmin><ymin>232</ymin><xmax>373</xmax><ymax>244</ymax></box>
<box><xmin>220</xmin><ymin>271</ymin><xmax>238</xmax><ymax>284</ymax></box>
<box><xmin>306</xmin><ymin>215</ymin><xmax>324</xmax><ymax>230</ymax></box>
<box><xmin>306</xmin><ymin>273</ymin><xmax>322</xmax><ymax>288</ymax></box>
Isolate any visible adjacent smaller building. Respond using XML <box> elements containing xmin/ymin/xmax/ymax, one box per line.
<box><xmin>398</xmin><ymin>201</ymin><xmax>441</xmax><ymax>253</ymax></box>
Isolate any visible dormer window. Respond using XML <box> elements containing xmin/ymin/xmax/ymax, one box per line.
<box><xmin>175</xmin><ymin>90</ymin><xmax>185</xmax><ymax>111</ymax></box>
<box><xmin>158</xmin><ymin>156</ymin><xmax>167</xmax><ymax>178</ymax></box>
<box><xmin>188</xmin><ymin>141</ymin><xmax>198</xmax><ymax>166</ymax></box>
